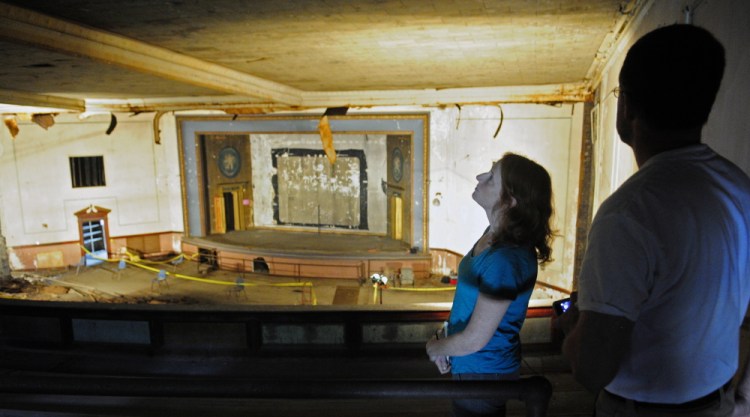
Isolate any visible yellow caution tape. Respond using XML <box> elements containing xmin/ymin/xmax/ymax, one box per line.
<box><xmin>371</xmin><ymin>283</ymin><xmax>455</xmax><ymax>303</ymax></box>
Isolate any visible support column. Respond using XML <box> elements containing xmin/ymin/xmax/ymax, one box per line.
<box><xmin>572</xmin><ymin>101</ymin><xmax>595</xmax><ymax>291</ymax></box>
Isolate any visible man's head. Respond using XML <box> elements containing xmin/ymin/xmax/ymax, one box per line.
<box><xmin>617</xmin><ymin>24</ymin><xmax>725</xmax><ymax>139</ymax></box>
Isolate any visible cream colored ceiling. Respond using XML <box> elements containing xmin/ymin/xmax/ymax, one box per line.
<box><xmin>0</xmin><ymin>0</ymin><xmax>642</xmax><ymax>114</ymax></box>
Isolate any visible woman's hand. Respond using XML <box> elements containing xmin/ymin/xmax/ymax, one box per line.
<box><xmin>432</xmin><ymin>354</ymin><xmax>451</xmax><ymax>374</ymax></box>
<box><xmin>426</xmin><ymin>336</ymin><xmax>451</xmax><ymax>374</ymax></box>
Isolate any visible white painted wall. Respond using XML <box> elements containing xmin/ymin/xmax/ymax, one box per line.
<box><xmin>157</xmin><ymin>113</ymin><xmax>186</xmax><ymax>235</ymax></box>
<box><xmin>696</xmin><ymin>0</ymin><xmax>750</xmax><ymax>173</ymax></box>
<box><xmin>425</xmin><ymin>104</ymin><xmax>583</xmax><ymax>292</ymax></box>
<box><xmin>0</xmin><ymin>112</ymin><xmax>182</xmax><ymax>267</ymax></box>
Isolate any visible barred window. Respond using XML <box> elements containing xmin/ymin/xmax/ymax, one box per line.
<box><xmin>69</xmin><ymin>156</ymin><xmax>106</xmax><ymax>188</ymax></box>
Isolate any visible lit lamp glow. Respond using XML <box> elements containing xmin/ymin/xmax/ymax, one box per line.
<box><xmin>370</xmin><ymin>273</ymin><xmax>388</xmax><ymax>286</ymax></box>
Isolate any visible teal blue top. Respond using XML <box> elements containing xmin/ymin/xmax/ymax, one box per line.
<box><xmin>448</xmin><ymin>241</ymin><xmax>537</xmax><ymax>374</ymax></box>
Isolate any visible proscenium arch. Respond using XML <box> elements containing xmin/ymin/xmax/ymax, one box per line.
<box><xmin>176</xmin><ymin>114</ymin><xmax>430</xmax><ymax>252</ymax></box>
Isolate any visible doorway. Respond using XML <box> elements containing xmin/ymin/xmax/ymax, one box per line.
<box><xmin>74</xmin><ymin>206</ymin><xmax>111</xmax><ymax>266</ymax></box>
<box><xmin>223</xmin><ymin>192</ymin><xmax>236</xmax><ymax>232</ymax></box>
<box><xmin>200</xmin><ymin>134</ymin><xmax>252</xmax><ymax>235</ymax></box>
<box><xmin>389</xmin><ymin>193</ymin><xmax>403</xmax><ymax>240</ymax></box>
<box><xmin>211</xmin><ymin>184</ymin><xmax>248</xmax><ymax>234</ymax></box>
<box><xmin>386</xmin><ymin>135</ymin><xmax>412</xmax><ymax>243</ymax></box>
<box><xmin>221</xmin><ymin>184</ymin><xmax>245</xmax><ymax>232</ymax></box>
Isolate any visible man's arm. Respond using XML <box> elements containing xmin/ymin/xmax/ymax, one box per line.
<box><xmin>562</xmin><ymin>310</ymin><xmax>634</xmax><ymax>393</ymax></box>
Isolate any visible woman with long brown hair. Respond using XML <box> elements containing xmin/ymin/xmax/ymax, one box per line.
<box><xmin>426</xmin><ymin>152</ymin><xmax>554</xmax><ymax>416</ymax></box>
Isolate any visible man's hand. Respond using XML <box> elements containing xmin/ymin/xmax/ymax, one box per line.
<box><xmin>556</xmin><ymin>303</ymin><xmax>580</xmax><ymax>336</ymax></box>
<box><xmin>733</xmin><ymin>357</ymin><xmax>750</xmax><ymax>416</ymax></box>
<box><xmin>562</xmin><ymin>310</ymin><xmax>634</xmax><ymax>394</ymax></box>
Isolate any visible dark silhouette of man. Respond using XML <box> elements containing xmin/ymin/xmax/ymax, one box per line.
<box><xmin>562</xmin><ymin>24</ymin><xmax>750</xmax><ymax>417</ymax></box>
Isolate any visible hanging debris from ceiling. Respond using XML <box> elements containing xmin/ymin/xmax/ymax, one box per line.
<box><xmin>3</xmin><ymin>117</ymin><xmax>19</xmax><ymax>138</ymax></box>
<box><xmin>31</xmin><ymin>113</ymin><xmax>55</xmax><ymax>130</ymax></box>
<box><xmin>317</xmin><ymin>107</ymin><xmax>348</xmax><ymax>165</ymax></box>
<box><xmin>493</xmin><ymin>105</ymin><xmax>505</xmax><ymax>139</ymax></box>
<box><xmin>318</xmin><ymin>115</ymin><xmax>336</xmax><ymax>165</ymax></box>
<box><xmin>152</xmin><ymin>111</ymin><xmax>166</xmax><ymax>144</ymax></box>
<box><xmin>105</xmin><ymin>113</ymin><xmax>117</xmax><ymax>135</ymax></box>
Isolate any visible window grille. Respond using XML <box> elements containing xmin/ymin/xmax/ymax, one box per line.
<box><xmin>69</xmin><ymin>156</ymin><xmax>106</xmax><ymax>188</ymax></box>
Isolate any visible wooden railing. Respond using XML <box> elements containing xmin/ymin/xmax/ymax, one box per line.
<box><xmin>0</xmin><ymin>299</ymin><xmax>556</xmax><ymax>415</ymax></box>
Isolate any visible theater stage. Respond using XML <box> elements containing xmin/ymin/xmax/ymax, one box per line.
<box><xmin>182</xmin><ymin>229</ymin><xmax>432</xmax><ymax>281</ymax></box>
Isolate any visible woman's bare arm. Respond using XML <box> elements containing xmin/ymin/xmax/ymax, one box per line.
<box><xmin>426</xmin><ymin>293</ymin><xmax>511</xmax><ymax>358</ymax></box>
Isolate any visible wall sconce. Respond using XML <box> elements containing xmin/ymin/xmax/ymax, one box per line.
<box><xmin>432</xmin><ymin>192</ymin><xmax>442</xmax><ymax>207</ymax></box>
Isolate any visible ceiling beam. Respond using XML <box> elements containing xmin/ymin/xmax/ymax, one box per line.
<box><xmin>0</xmin><ymin>89</ymin><xmax>85</xmax><ymax>112</ymax></box>
<box><xmin>0</xmin><ymin>3</ymin><xmax>303</xmax><ymax>106</ymax></box>
<box><xmin>82</xmin><ymin>83</ymin><xmax>591</xmax><ymax>113</ymax></box>
<box><xmin>301</xmin><ymin>83</ymin><xmax>591</xmax><ymax>108</ymax></box>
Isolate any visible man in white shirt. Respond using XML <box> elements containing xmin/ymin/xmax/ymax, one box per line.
<box><xmin>561</xmin><ymin>24</ymin><xmax>750</xmax><ymax>416</ymax></box>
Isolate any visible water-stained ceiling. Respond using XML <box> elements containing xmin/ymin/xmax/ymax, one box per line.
<box><xmin>0</xmin><ymin>0</ymin><xmax>642</xmax><ymax>114</ymax></box>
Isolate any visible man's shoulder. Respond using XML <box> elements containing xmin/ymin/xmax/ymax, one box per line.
<box><xmin>599</xmin><ymin>146</ymin><xmax>750</xmax><ymax>215</ymax></box>
<box><xmin>594</xmin><ymin>174</ymin><xmax>648</xmax><ymax>217</ymax></box>
<box><xmin>650</xmin><ymin>144</ymin><xmax>750</xmax><ymax>183</ymax></box>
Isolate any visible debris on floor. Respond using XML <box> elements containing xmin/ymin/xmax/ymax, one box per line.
<box><xmin>0</xmin><ymin>273</ymin><xmax>200</xmax><ymax>305</ymax></box>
